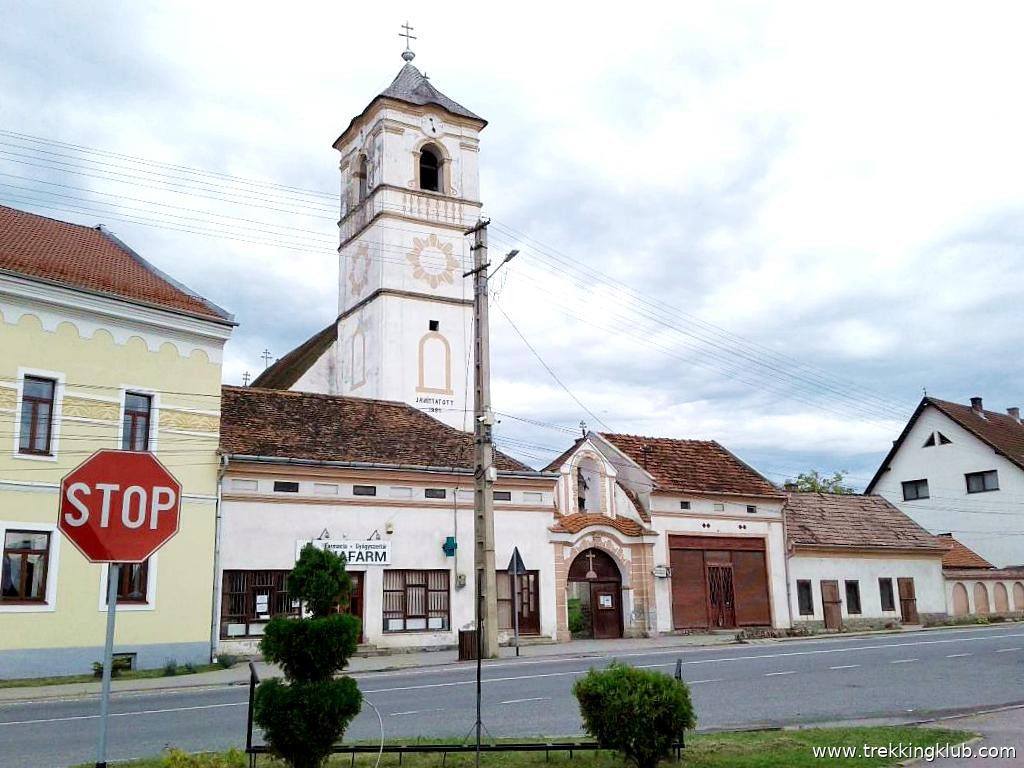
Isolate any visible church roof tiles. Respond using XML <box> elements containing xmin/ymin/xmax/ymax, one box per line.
<box><xmin>379</xmin><ymin>63</ymin><xmax>484</xmax><ymax>123</ymax></box>
<box><xmin>549</xmin><ymin>513</ymin><xmax>653</xmax><ymax>538</ymax></box>
<box><xmin>220</xmin><ymin>385</ymin><xmax>534</xmax><ymax>474</ymax></box>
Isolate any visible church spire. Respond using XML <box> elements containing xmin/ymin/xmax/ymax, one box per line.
<box><xmin>399</xmin><ymin>21</ymin><xmax>416</xmax><ymax>62</ymax></box>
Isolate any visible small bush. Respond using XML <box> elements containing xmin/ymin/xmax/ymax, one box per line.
<box><xmin>567</xmin><ymin>598</ymin><xmax>585</xmax><ymax>635</ymax></box>
<box><xmin>163</xmin><ymin>659</ymin><xmax>179</xmax><ymax>677</ymax></box>
<box><xmin>215</xmin><ymin>654</ymin><xmax>239</xmax><ymax>669</ymax></box>
<box><xmin>91</xmin><ymin>656</ymin><xmax>132</xmax><ymax>678</ymax></box>
<box><xmin>573</xmin><ymin>662</ymin><xmax>695</xmax><ymax>768</ymax></box>
<box><xmin>182</xmin><ymin>662</ymin><xmax>196</xmax><ymax>674</ymax></box>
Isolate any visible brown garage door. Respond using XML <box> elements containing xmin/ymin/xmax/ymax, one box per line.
<box><xmin>668</xmin><ymin>536</ymin><xmax>772</xmax><ymax>629</ymax></box>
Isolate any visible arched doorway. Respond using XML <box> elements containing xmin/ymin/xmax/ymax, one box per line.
<box><xmin>567</xmin><ymin>548</ymin><xmax>623</xmax><ymax>639</ymax></box>
<box><xmin>951</xmin><ymin>582</ymin><xmax>969</xmax><ymax>616</ymax></box>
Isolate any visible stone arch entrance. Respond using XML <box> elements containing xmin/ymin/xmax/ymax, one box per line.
<box><xmin>567</xmin><ymin>548</ymin><xmax>623</xmax><ymax>639</ymax></box>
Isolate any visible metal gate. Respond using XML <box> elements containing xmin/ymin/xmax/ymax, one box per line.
<box><xmin>706</xmin><ymin>564</ymin><xmax>736</xmax><ymax>628</ymax></box>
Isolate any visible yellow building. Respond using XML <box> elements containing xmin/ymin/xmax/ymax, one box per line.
<box><xmin>0</xmin><ymin>205</ymin><xmax>234</xmax><ymax>678</ymax></box>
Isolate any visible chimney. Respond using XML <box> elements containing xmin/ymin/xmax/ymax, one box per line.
<box><xmin>1008</xmin><ymin>407</ymin><xmax>1021</xmax><ymax>424</ymax></box>
<box><xmin>970</xmin><ymin>396</ymin><xmax>984</xmax><ymax>413</ymax></box>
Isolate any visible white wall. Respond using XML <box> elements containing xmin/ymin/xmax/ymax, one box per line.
<box><xmin>872</xmin><ymin>404</ymin><xmax>1024</xmax><ymax>567</ymax></box>
<box><xmin>218</xmin><ymin>473</ymin><xmax>556</xmax><ymax>651</ymax></box>
<box><xmin>788</xmin><ymin>553</ymin><xmax>946</xmax><ymax>622</ymax></box>
<box><xmin>945</xmin><ymin>576</ymin><xmax>1024</xmax><ymax>615</ymax></box>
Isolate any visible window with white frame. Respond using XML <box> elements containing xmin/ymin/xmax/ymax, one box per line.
<box><xmin>383</xmin><ymin>570</ymin><xmax>449</xmax><ymax>632</ymax></box>
<box><xmin>121</xmin><ymin>392</ymin><xmax>152</xmax><ymax>451</ymax></box>
<box><xmin>18</xmin><ymin>377</ymin><xmax>56</xmax><ymax>455</ymax></box>
<box><xmin>2</xmin><ymin>530</ymin><xmax>51</xmax><ymax>602</ymax></box>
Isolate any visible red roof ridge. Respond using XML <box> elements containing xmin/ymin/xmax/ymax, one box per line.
<box><xmin>222</xmin><ymin>384</ymin><xmax>411</xmax><ymax>410</ymax></box>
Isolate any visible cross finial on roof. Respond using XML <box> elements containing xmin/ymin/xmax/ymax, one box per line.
<box><xmin>399</xmin><ymin>21</ymin><xmax>416</xmax><ymax>62</ymax></box>
<box><xmin>579</xmin><ymin>421</ymin><xmax>587</xmax><ymax>439</ymax></box>
<box><xmin>241</xmin><ymin>371</ymin><xmax>251</xmax><ymax>386</ymax></box>
<box><xmin>260</xmin><ymin>349</ymin><xmax>273</xmax><ymax>369</ymax></box>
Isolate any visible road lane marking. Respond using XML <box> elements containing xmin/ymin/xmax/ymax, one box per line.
<box><xmin>890</xmin><ymin>659</ymin><xmax>918</xmax><ymax>664</ymax></box>
<box><xmin>0</xmin><ymin>701</ymin><xmax>246</xmax><ymax>727</ymax></box>
<box><xmin>996</xmin><ymin>648</ymin><xmax>1020</xmax><ymax>653</ymax></box>
<box><xmin>764</xmin><ymin>671</ymin><xmax>796</xmax><ymax>677</ymax></box>
<box><xmin>500</xmin><ymin>697</ymin><xmax>550</xmax><ymax>705</ymax></box>
<box><xmin>688</xmin><ymin>679</ymin><xmax>723</xmax><ymax>684</ymax></box>
<box><xmin>946</xmin><ymin>653</ymin><xmax>972</xmax><ymax>658</ymax></box>
<box><xmin>389</xmin><ymin>709</ymin><xmax>443</xmax><ymax>717</ymax></box>
<box><xmin>829</xmin><ymin>665</ymin><xmax>859</xmax><ymax>670</ymax></box>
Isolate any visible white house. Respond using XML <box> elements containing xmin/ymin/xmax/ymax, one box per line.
<box><xmin>215</xmin><ymin>386</ymin><xmax>557</xmax><ymax>655</ymax></box>
<box><xmin>784</xmin><ymin>493</ymin><xmax>948</xmax><ymax>630</ymax></box>
<box><xmin>866</xmin><ymin>396</ymin><xmax>1024</xmax><ymax>567</ymax></box>
<box><xmin>544</xmin><ymin>432</ymin><xmax>792</xmax><ymax>639</ymax></box>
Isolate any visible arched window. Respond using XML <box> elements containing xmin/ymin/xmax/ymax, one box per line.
<box><xmin>419</xmin><ymin>145</ymin><xmax>441</xmax><ymax>192</ymax></box>
<box><xmin>357</xmin><ymin>155</ymin><xmax>368</xmax><ymax>202</ymax></box>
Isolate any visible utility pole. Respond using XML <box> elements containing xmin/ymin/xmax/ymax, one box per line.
<box><xmin>465</xmin><ymin>217</ymin><xmax>499</xmax><ymax>660</ymax></box>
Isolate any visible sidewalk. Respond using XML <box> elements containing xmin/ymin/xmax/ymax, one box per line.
<box><xmin>0</xmin><ymin>632</ymin><xmax>735</xmax><ymax>703</ymax></box>
<box><xmin>916</xmin><ymin>706</ymin><xmax>1023</xmax><ymax>767</ymax></box>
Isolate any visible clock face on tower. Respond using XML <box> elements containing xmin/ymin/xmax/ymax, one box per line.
<box><xmin>406</xmin><ymin>233</ymin><xmax>458</xmax><ymax>289</ymax></box>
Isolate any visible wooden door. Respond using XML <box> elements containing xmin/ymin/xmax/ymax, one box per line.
<box><xmin>514</xmin><ymin>571</ymin><xmax>540</xmax><ymax>635</ymax></box>
<box><xmin>670</xmin><ymin>548</ymin><xmax>708</xmax><ymax>629</ymax></box>
<box><xmin>897</xmin><ymin>578</ymin><xmax>919</xmax><ymax>624</ymax></box>
<box><xmin>820</xmin><ymin>580</ymin><xmax>842</xmax><ymax>630</ymax></box>
<box><xmin>590</xmin><ymin>582</ymin><xmax>622</xmax><ymax>639</ymax></box>
<box><xmin>731</xmin><ymin>550</ymin><xmax>772</xmax><ymax>626</ymax></box>
<box><xmin>706</xmin><ymin>564</ymin><xmax>736</xmax><ymax>628</ymax></box>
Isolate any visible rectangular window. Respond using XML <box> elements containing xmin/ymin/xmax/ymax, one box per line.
<box><xmin>796</xmin><ymin>579</ymin><xmax>814</xmax><ymax>616</ymax></box>
<box><xmin>713</xmin><ymin>503</ymin><xmax>725</xmax><ymax>512</ymax></box>
<box><xmin>220</xmin><ymin>570</ymin><xmax>298</xmax><ymax>638</ymax></box>
<box><xmin>121</xmin><ymin>392</ymin><xmax>152</xmax><ymax>451</ymax></box>
<box><xmin>965</xmin><ymin>470</ymin><xmax>999</xmax><ymax>494</ymax></box>
<box><xmin>845</xmin><ymin>580</ymin><xmax>862</xmax><ymax>614</ymax></box>
<box><xmin>107</xmin><ymin>561</ymin><xmax>149</xmax><ymax>604</ymax></box>
<box><xmin>382</xmin><ymin>570</ymin><xmax>449</xmax><ymax>632</ymax></box>
<box><xmin>902</xmin><ymin>479</ymin><xmax>929</xmax><ymax>501</ymax></box>
<box><xmin>494</xmin><ymin>491</ymin><xmax>512</xmax><ymax>501</ymax></box>
<box><xmin>353</xmin><ymin>485</ymin><xmax>377</xmax><ymax>497</ymax></box>
<box><xmin>680</xmin><ymin>501</ymin><xmax>691</xmax><ymax>510</ymax></box>
<box><xmin>746</xmin><ymin>505</ymin><xmax>757</xmax><ymax>514</ymax></box>
<box><xmin>18</xmin><ymin>376</ymin><xmax>56</xmax><ymax>455</ymax></box>
<box><xmin>879</xmin><ymin>578</ymin><xmax>895</xmax><ymax>612</ymax></box>
<box><xmin>273</xmin><ymin>481</ymin><xmax>299</xmax><ymax>493</ymax></box>
<box><xmin>425</xmin><ymin>488</ymin><xmax>446</xmax><ymax>499</ymax></box>
<box><xmin>522</xmin><ymin>492</ymin><xmax>543</xmax><ymax>503</ymax></box>
<box><xmin>2</xmin><ymin>530</ymin><xmax>50</xmax><ymax>602</ymax></box>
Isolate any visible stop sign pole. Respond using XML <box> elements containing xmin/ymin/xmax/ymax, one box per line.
<box><xmin>58</xmin><ymin>449</ymin><xmax>182</xmax><ymax>768</ymax></box>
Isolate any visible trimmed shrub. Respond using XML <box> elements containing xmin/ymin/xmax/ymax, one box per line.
<box><xmin>573</xmin><ymin>662</ymin><xmax>696</xmax><ymax>768</ymax></box>
<box><xmin>254</xmin><ymin>544</ymin><xmax>362</xmax><ymax>768</ymax></box>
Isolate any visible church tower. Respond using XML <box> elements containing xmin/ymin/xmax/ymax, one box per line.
<box><xmin>254</xmin><ymin>43</ymin><xmax>485</xmax><ymax>431</ymax></box>
<box><xmin>332</xmin><ymin>47</ymin><xmax>485</xmax><ymax>431</ymax></box>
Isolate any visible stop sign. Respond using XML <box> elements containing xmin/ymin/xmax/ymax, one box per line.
<box><xmin>58</xmin><ymin>449</ymin><xmax>182</xmax><ymax>563</ymax></box>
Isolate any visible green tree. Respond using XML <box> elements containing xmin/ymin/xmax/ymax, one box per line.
<box><xmin>254</xmin><ymin>545</ymin><xmax>362</xmax><ymax>768</ymax></box>
<box><xmin>786</xmin><ymin>469</ymin><xmax>855</xmax><ymax>494</ymax></box>
<box><xmin>573</xmin><ymin>662</ymin><xmax>695</xmax><ymax>768</ymax></box>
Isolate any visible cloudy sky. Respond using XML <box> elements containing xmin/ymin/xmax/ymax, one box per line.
<box><xmin>2</xmin><ymin>1</ymin><xmax>1022</xmax><ymax>488</ymax></box>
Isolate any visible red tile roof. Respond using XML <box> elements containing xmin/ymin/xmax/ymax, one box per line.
<box><xmin>937</xmin><ymin>533</ymin><xmax>995</xmax><ymax>569</ymax></box>
<box><xmin>616</xmin><ymin>480</ymin><xmax>650</xmax><ymax>522</ymax></box>
<box><xmin>542</xmin><ymin>438</ymin><xmax>584</xmax><ymax>473</ymax></box>
<box><xmin>599</xmin><ymin>433</ymin><xmax>782</xmax><ymax>498</ymax></box>
<box><xmin>784</xmin><ymin>493</ymin><xmax>947</xmax><ymax>552</ymax></box>
<box><xmin>0</xmin><ymin>205</ymin><xmax>232</xmax><ymax>322</ymax></box>
<box><xmin>549</xmin><ymin>513</ymin><xmax>653</xmax><ymax>537</ymax></box>
<box><xmin>867</xmin><ymin>396</ymin><xmax>1024</xmax><ymax>492</ymax></box>
<box><xmin>220</xmin><ymin>386</ymin><xmax>534</xmax><ymax>473</ymax></box>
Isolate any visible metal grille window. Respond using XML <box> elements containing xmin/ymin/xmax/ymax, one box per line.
<box><xmin>18</xmin><ymin>376</ymin><xmax>56</xmax><ymax>455</ymax></box>
<box><xmin>796</xmin><ymin>580</ymin><xmax>814</xmax><ymax>616</ymax></box>
<box><xmin>902</xmin><ymin>479</ymin><xmax>929</xmax><ymax>501</ymax></box>
<box><xmin>425</xmin><ymin>488</ymin><xmax>446</xmax><ymax>499</ymax></box>
<box><xmin>1</xmin><ymin>530</ymin><xmax>50</xmax><ymax>602</ymax></box>
<box><xmin>965</xmin><ymin>470</ymin><xmax>999</xmax><ymax>494</ymax></box>
<box><xmin>845</xmin><ymin>580</ymin><xmax>862</xmax><ymax>614</ymax></box>
<box><xmin>220</xmin><ymin>570</ymin><xmax>298</xmax><ymax>638</ymax></box>
<box><xmin>383</xmin><ymin>570</ymin><xmax>449</xmax><ymax>632</ymax></box>
<box><xmin>879</xmin><ymin>578</ymin><xmax>896</xmax><ymax>612</ymax></box>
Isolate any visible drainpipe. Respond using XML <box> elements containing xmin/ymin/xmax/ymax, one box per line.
<box><xmin>781</xmin><ymin>498</ymin><xmax>794</xmax><ymax>629</ymax></box>
<box><xmin>210</xmin><ymin>453</ymin><xmax>228</xmax><ymax>663</ymax></box>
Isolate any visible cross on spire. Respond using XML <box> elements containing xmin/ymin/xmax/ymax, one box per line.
<box><xmin>399</xmin><ymin>21</ymin><xmax>416</xmax><ymax>62</ymax></box>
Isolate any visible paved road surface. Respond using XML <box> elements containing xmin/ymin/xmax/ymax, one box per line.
<box><xmin>2</xmin><ymin>626</ymin><xmax>1022</xmax><ymax>768</ymax></box>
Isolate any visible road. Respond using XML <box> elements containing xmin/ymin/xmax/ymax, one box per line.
<box><xmin>2</xmin><ymin>626</ymin><xmax>1023</xmax><ymax>768</ymax></box>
